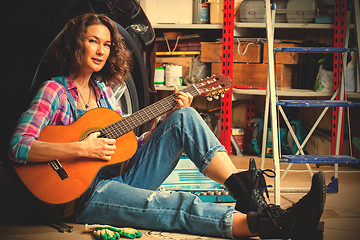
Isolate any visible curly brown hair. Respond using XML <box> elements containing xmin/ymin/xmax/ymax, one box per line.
<box><xmin>54</xmin><ymin>13</ymin><xmax>132</xmax><ymax>87</ymax></box>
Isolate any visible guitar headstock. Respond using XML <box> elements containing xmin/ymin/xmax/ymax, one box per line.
<box><xmin>194</xmin><ymin>74</ymin><xmax>232</xmax><ymax>101</ymax></box>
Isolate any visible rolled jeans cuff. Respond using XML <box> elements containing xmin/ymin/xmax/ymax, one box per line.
<box><xmin>199</xmin><ymin>146</ymin><xmax>227</xmax><ymax>174</ymax></box>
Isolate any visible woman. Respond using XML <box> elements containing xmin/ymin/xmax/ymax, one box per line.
<box><xmin>9</xmin><ymin>13</ymin><xmax>326</xmax><ymax>239</ymax></box>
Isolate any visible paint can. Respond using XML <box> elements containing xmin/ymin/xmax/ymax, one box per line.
<box><xmin>193</xmin><ymin>0</ymin><xmax>210</xmax><ymax>24</ymax></box>
<box><xmin>154</xmin><ymin>67</ymin><xmax>165</xmax><ymax>86</ymax></box>
<box><xmin>165</xmin><ymin>65</ymin><xmax>182</xmax><ymax>87</ymax></box>
<box><xmin>232</xmin><ymin>128</ymin><xmax>245</xmax><ymax>152</ymax></box>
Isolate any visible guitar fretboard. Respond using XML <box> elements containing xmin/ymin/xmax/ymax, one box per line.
<box><xmin>100</xmin><ymin>85</ymin><xmax>200</xmax><ymax>139</ymax></box>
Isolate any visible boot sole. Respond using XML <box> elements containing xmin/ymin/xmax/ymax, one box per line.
<box><xmin>295</xmin><ymin>171</ymin><xmax>326</xmax><ymax>239</ymax></box>
<box><xmin>317</xmin><ymin>171</ymin><xmax>326</xmax><ymax>218</ymax></box>
<box><xmin>252</xmin><ymin>172</ymin><xmax>327</xmax><ymax>239</ymax></box>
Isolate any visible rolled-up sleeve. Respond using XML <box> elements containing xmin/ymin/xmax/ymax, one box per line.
<box><xmin>9</xmin><ymin>81</ymin><xmax>66</xmax><ymax>163</ymax></box>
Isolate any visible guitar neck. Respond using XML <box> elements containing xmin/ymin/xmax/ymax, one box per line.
<box><xmin>100</xmin><ymin>85</ymin><xmax>200</xmax><ymax>139</ymax></box>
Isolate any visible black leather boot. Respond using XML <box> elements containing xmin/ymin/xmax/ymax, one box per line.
<box><xmin>224</xmin><ymin>158</ymin><xmax>275</xmax><ymax>213</ymax></box>
<box><xmin>246</xmin><ymin>171</ymin><xmax>326</xmax><ymax>239</ymax></box>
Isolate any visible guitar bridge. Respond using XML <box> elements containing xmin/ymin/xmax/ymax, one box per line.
<box><xmin>50</xmin><ymin>160</ymin><xmax>69</xmax><ymax>180</ymax></box>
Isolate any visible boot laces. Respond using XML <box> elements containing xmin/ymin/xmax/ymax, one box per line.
<box><xmin>265</xmin><ymin>204</ymin><xmax>289</xmax><ymax>230</ymax></box>
<box><xmin>254</xmin><ymin>168</ymin><xmax>276</xmax><ymax>200</ymax></box>
<box><xmin>253</xmin><ymin>169</ymin><xmax>288</xmax><ymax>230</ymax></box>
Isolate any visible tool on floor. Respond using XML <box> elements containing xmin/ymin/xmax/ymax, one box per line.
<box><xmin>85</xmin><ymin>224</ymin><xmax>142</xmax><ymax>239</ymax></box>
<box><xmin>159</xmin><ymin>155</ymin><xmax>235</xmax><ymax>203</ymax></box>
<box><xmin>48</xmin><ymin>222</ymin><xmax>73</xmax><ymax>233</ymax></box>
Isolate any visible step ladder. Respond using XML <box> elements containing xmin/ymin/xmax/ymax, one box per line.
<box><xmin>275</xmin><ymin>47</ymin><xmax>359</xmax><ymax>193</ymax></box>
<box><xmin>261</xmin><ymin>0</ymin><xmax>360</xmax><ymax>203</ymax></box>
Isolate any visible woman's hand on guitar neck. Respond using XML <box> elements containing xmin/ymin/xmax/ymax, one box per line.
<box><xmin>81</xmin><ymin>132</ymin><xmax>116</xmax><ymax>161</ymax></box>
<box><xmin>172</xmin><ymin>87</ymin><xmax>193</xmax><ymax>111</ymax></box>
<box><xmin>142</xmin><ymin>87</ymin><xmax>194</xmax><ymax>143</ymax></box>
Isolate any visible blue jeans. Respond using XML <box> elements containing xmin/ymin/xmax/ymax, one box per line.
<box><xmin>75</xmin><ymin>107</ymin><xmax>236</xmax><ymax>238</ymax></box>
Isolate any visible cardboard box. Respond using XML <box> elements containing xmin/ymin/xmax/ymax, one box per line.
<box><xmin>140</xmin><ymin>0</ymin><xmax>193</xmax><ymax>24</ymax></box>
<box><xmin>211</xmin><ymin>63</ymin><xmax>294</xmax><ymax>89</ymax></box>
<box><xmin>200</xmin><ymin>42</ymin><xmax>261</xmax><ymax>63</ymax></box>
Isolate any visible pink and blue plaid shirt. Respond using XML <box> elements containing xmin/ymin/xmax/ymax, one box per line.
<box><xmin>9</xmin><ymin>76</ymin><xmax>145</xmax><ymax>163</ymax></box>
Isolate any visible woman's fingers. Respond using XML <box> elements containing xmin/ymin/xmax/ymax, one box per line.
<box><xmin>82</xmin><ymin>132</ymin><xmax>117</xmax><ymax>160</ymax></box>
<box><xmin>173</xmin><ymin>87</ymin><xmax>193</xmax><ymax>110</ymax></box>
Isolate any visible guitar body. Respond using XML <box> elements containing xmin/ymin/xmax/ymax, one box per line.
<box><xmin>11</xmin><ymin>74</ymin><xmax>231</xmax><ymax>218</ymax></box>
<box><xmin>13</xmin><ymin>108</ymin><xmax>137</xmax><ymax>217</ymax></box>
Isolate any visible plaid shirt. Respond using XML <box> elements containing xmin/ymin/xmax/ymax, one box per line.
<box><xmin>10</xmin><ymin>76</ymin><xmax>145</xmax><ymax>163</ymax></box>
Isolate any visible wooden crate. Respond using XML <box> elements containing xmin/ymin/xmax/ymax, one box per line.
<box><xmin>263</xmin><ymin>43</ymin><xmax>300</xmax><ymax>64</ymax></box>
<box><xmin>200</xmin><ymin>42</ymin><xmax>261</xmax><ymax>63</ymax></box>
<box><xmin>211</xmin><ymin>63</ymin><xmax>294</xmax><ymax>89</ymax></box>
<box><xmin>156</xmin><ymin>56</ymin><xmax>194</xmax><ymax>79</ymax></box>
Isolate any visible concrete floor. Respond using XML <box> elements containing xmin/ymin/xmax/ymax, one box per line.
<box><xmin>1</xmin><ymin>155</ymin><xmax>359</xmax><ymax>240</ymax></box>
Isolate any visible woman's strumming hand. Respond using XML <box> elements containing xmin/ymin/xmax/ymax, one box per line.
<box><xmin>81</xmin><ymin>132</ymin><xmax>116</xmax><ymax>161</ymax></box>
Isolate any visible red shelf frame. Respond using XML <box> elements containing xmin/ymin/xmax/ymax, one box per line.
<box><xmin>220</xmin><ymin>0</ymin><xmax>347</xmax><ymax>155</ymax></box>
<box><xmin>220</xmin><ymin>0</ymin><xmax>234</xmax><ymax>153</ymax></box>
<box><xmin>332</xmin><ymin>0</ymin><xmax>347</xmax><ymax>155</ymax></box>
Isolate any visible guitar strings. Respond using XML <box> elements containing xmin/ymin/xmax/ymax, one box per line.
<box><xmin>100</xmin><ymin>85</ymin><xmax>199</xmax><ymax>139</ymax></box>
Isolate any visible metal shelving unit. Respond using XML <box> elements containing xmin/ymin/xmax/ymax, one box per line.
<box><xmin>219</xmin><ymin>0</ymin><xmax>234</xmax><ymax>154</ymax></box>
<box><xmin>233</xmin><ymin>88</ymin><xmax>360</xmax><ymax>98</ymax></box>
<box><xmin>234</xmin><ymin>22</ymin><xmax>334</xmax><ymax>29</ymax></box>
<box><xmin>220</xmin><ymin>0</ymin><xmax>359</xmax><ymax>204</ymax></box>
<box><xmin>153</xmin><ymin>24</ymin><xmax>223</xmax><ymax>29</ymax></box>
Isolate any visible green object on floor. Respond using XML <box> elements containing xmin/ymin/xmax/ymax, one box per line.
<box><xmin>85</xmin><ymin>224</ymin><xmax>142</xmax><ymax>239</ymax></box>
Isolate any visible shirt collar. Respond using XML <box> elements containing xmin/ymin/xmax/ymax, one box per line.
<box><xmin>65</xmin><ymin>76</ymin><xmax>105</xmax><ymax>103</ymax></box>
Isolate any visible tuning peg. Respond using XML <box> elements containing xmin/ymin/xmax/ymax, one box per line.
<box><xmin>213</xmin><ymin>94</ymin><xmax>219</xmax><ymax>100</ymax></box>
<box><xmin>207</xmin><ymin>96</ymin><xmax>213</xmax><ymax>101</ymax></box>
<box><xmin>221</xmin><ymin>93</ymin><xmax>225</xmax><ymax>98</ymax></box>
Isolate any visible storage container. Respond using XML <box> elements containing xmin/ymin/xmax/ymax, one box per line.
<box><xmin>209</xmin><ymin>0</ymin><xmax>243</xmax><ymax>24</ymax></box>
<box><xmin>286</xmin><ymin>0</ymin><xmax>316</xmax><ymax>23</ymax></box>
<box><xmin>263</xmin><ymin>43</ymin><xmax>300</xmax><ymax>64</ymax></box>
<box><xmin>238</xmin><ymin>0</ymin><xmax>316</xmax><ymax>23</ymax></box>
<box><xmin>239</xmin><ymin>0</ymin><xmax>287</xmax><ymax>23</ymax></box>
<box><xmin>193</xmin><ymin>0</ymin><xmax>210</xmax><ymax>24</ymax></box>
<box><xmin>211</xmin><ymin>63</ymin><xmax>293</xmax><ymax>89</ymax></box>
<box><xmin>156</xmin><ymin>56</ymin><xmax>194</xmax><ymax>81</ymax></box>
<box><xmin>200</xmin><ymin>41</ymin><xmax>261</xmax><ymax>63</ymax></box>
<box><xmin>232</xmin><ymin>128</ymin><xmax>245</xmax><ymax>152</ymax></box>
<box><xmin>154</xmin><ymin>67</ymin><xmax>165</xmax><ymax>86</ymax></box>
<box><xmin>140</xmin><ymin>0</ymin><xmax>193</xmax><ymax>24</ymax></box>
<box><xmin>166</xmin><ymin>65</ymin><xmax>183</xmax><ymax>87</ymax></box>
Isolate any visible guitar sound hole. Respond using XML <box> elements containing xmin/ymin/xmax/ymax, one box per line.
<box><xmin>79</xmin><ymin>127</ymin><xmax>102</xmax><ymax>141</ymax></box>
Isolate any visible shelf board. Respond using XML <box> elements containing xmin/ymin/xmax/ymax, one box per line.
<box><xmin>155</xmin><ymin>85</ymin><xmax>187</xmax><ymax>91</ymax></box>
<box><xmin>234</xmin><ymin>22</ymin><xmax>334</xmax><ymax>29</ymax></box>
<box><xmin>348</xmin><ymin>92</ymin><xmax>360</xmax><ymax>99</ymax></box>
<box><xmin>156</xmin><ymin>86</ymin><xmax>360</xmax><ymax>99</ymax></box>
<box><xmin>153</xmin><ymin>22</ymin><xmax>354</xmax><ymax>30</ymax></box>
<box><xmin>153</xmin><ymin>24</ymin><xmax>223</xmax><ymax>29</ymax></box>
<box><xmin>233</xmin><ymin>88</ymin><xmax>360</xmax><ymax>99</ymax></box>
<box><xmin>233</xmin><ymin>88</ymin><xmax>331</xmax><ymax>97</ymax></box>
<box><xmin>156</xmin><ymin>51</ymin><xmax>200</xmax><ymax>56</ymax></box>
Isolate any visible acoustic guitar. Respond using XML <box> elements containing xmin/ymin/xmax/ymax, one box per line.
<box><xmin>13</xmin><ymin>74</ymin><xmax>231</xmax><ymax>218</ymax></box>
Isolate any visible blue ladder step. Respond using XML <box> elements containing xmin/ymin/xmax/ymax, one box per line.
<box><xmin>274</xmin><ymin>47</ymin><xmax>357</xmax><ymax>53</ymax></box>
<box><xmin>283</xmin><ymin>155</ymin><xmax>360</xmax><ymax>164</ymax></box>
<box><xmin>277</xmin><ymin>100</ymin><xmax>360</xmax><ymax>107</ymax></box>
